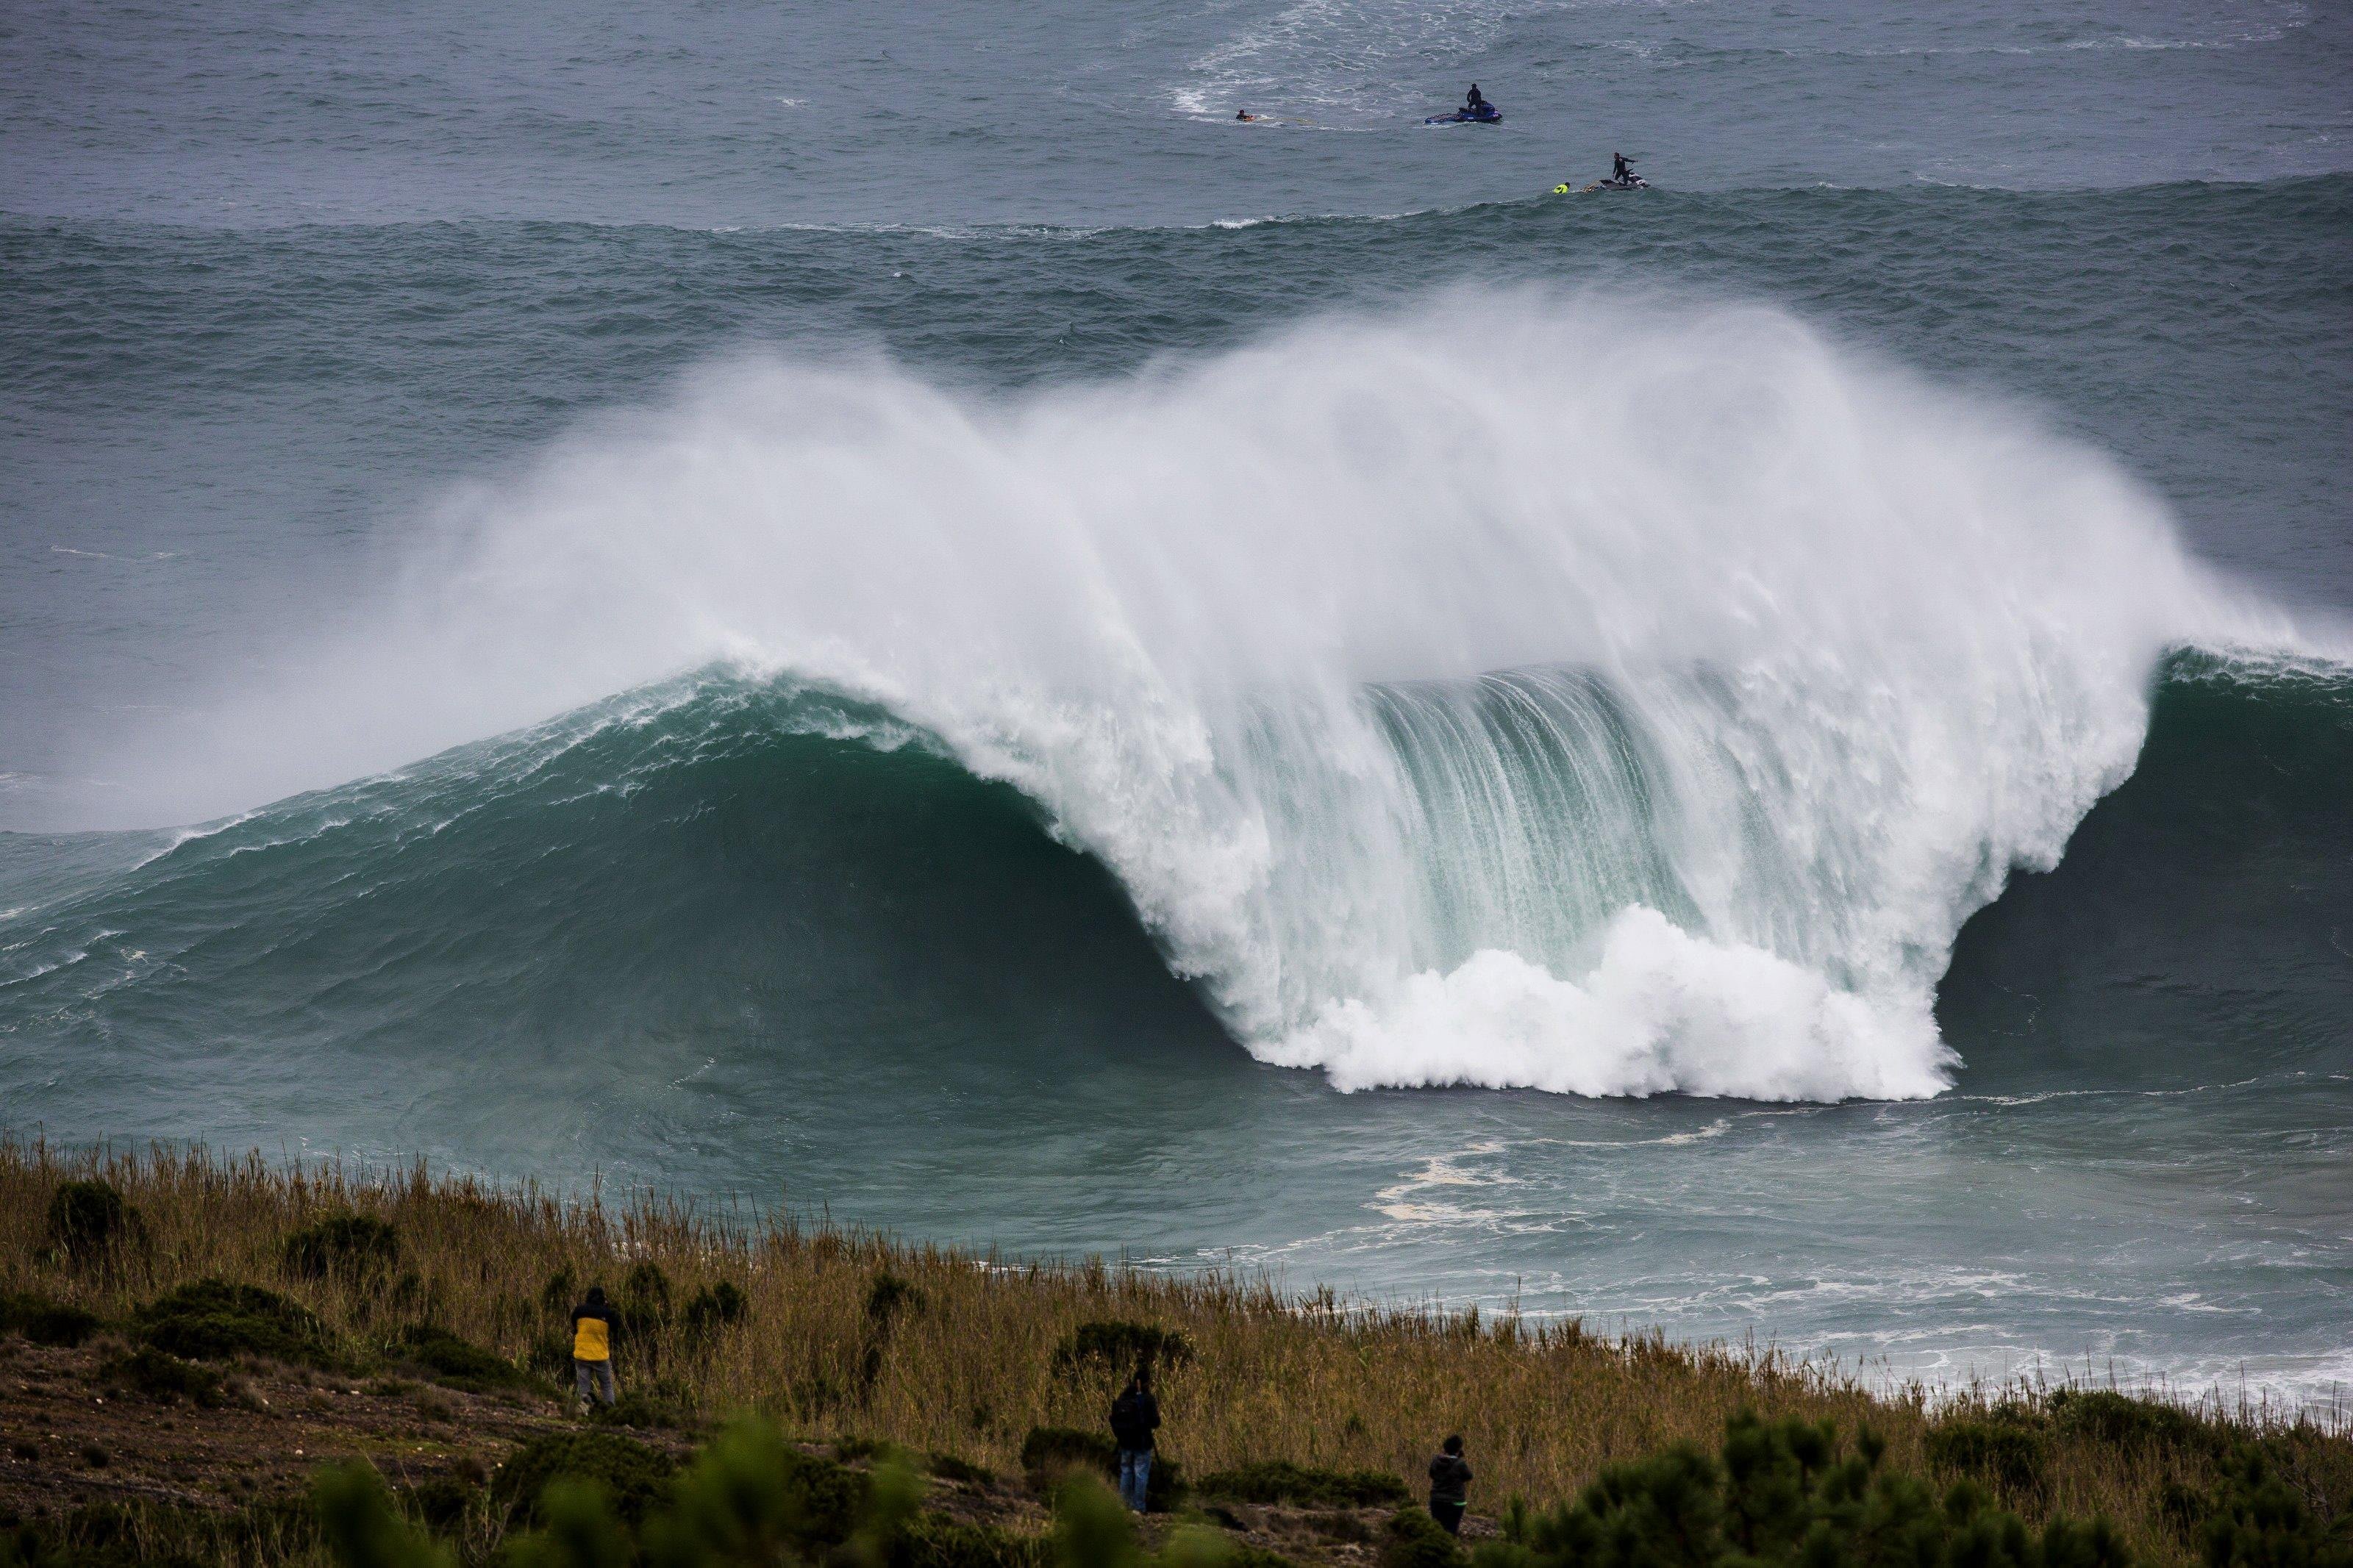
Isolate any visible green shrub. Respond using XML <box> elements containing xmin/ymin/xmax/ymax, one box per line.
<box><xmin>1020</xmin><ymin>1428</ymin><xmax>1185</xmax><ymax>1512</ymax></box>
<box><xmin>1</xmin><ymin>1495</ymin><xmax>324</xmax><ymax>1568</ymax></box>
<box><xmin>1377</xmin><ymin>1506</ymin><xmax>1464</xmax><ymax>1568</ymax></box>
<box><xmin>393</xmin><ymin>1322</ymin><xmax>526</xmax><ymax>1391</ymax></box>
<box><xmin>898</xmin><ymin>1515</ymin><xmax>1054</xmax><ymax>1568</ymax></box>
<box><xmin>526</xmin><ymin>1328</ymin><xmax>572</xmax><ymax>1378</ymax></box>
<box><xmin>44</xmin><ymin>1180</ymin><xmax>132</xmax><ymax>1265</ymax></box>
<box><xmin>133</xmin><ymin>1278</ymin><xmax>339</xmax><ymax>1367</ymax></box>
<box><xmin>313</xmin><ymin>1461</ymin><xmax>449</xmax><ymax>1568</ymax></box>
<box><xmin>638</xmin><ymin>1419</ymin><xmax>871</xmax><ymax>1561</ymax></box>
<box><xmin>591</xmin><ymin>1390</ymin><xmax>696</xmax><ymax>1431</ymax></box>
<box><xmin>868</xmin><ymin>1271</ymin><xmax>926</xmax><ymax>1325</ymax></box>
<box><xmin>682</xmin><ymin>1281</ymin><xmax>749</xmax><ymax>1344</ymax></box>
<box><xmin>926</xmin><ymin>1450</ymin><xmax>998</xmax><ymax>1486</ymax></box>
<box><xmin>2196</xmin><ymin>1445</ymin><xmax>2350</xmax><ymax>1568</ymax></box>
<box><xmin>1925</xmin><ymin>1416</ymin><xmax>2051</xmax><ymax>1498</ymax></box>
<box><xmin>1197</xmin><ymin>1459</ymin><xmax>1410</xmax><ymax>1509</ymax></box>
<box><xmin>2046</xmin><ymin>1390</ymin><xmax>2213</xmax><ymax>1457</ymax></box>
<box><xmin>620</xmin><ymin>1261</ymin><xmax>674</xmax><ymax>1332</ymax></box>
<box><xmin>0</xmin><ymin>1289</ymin><xmax>102</xmax><ymax>1347</ymax></box>
<box><xmin>107</xmin><ymin>1345</ymin><xmax>228</xmax><ymax>1408</ymax></box>
<box><xmin>1479</xmin><ymin>1411</ymin><xmax>2127</xmax><ymax>1568</ymax></box>
<box><xmin>491</xmin><ymin>1431</ymin><xmax>678</xmax><ymax>1530</ymax></box>
<box><xmin>1024</xmin><ymin>1426</ymin><xmax>1117</xmax><ymax>1479</ymax></box>
<box><xmin>539</xmin><ymin>1267</ymin><xmax>578</xmax><ymax>1316</ymax></box>
<box><xmin>838</xmin><ymin>1436</ymin><xmax>914</xmax><ymax>1464</ymax></box>
<box><xmin>399</xmin><ymin>1475</ymin><xmax>481</xmax><ymax>1536</ymax></box>
<box><xmin>282</xmin><ymin>1214</ymin><xmax>401</xmax><ymax>1282</ymax></box>
<box><xmin>1049</xmin><ymin>1321</ymin><xmax>1195</xmax><ymax>1378</ymax></box>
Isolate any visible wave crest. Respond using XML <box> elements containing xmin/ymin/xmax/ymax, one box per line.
<box><xmin>88</xmin><ymin>289</ymin><xmax>2320</xmax><ymax>1099</ymax></box>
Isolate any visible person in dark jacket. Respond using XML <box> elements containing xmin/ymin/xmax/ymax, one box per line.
<box><xmin>1108</xmin><ymin>1366</ymin><xmax>1161</xmax><ymax>1511</ymax></box>
<box><xmin>570</xmin><ymin>1285</ymin><xmax>618</xmax><ymax>1411</ymax></box>
<box><xmin>1428</xmin><ymin>1434</ymin><xmax>1471</xmax><ymax>1535</ymax></box>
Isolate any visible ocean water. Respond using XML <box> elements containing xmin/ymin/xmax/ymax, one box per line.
<box><xmin>3</xmin><ymin>0</ymin><xmax>2350</xmax><ymax>1402</ymax></box>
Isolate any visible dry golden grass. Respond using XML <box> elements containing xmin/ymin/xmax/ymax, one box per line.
<box><xmin>4</xmin><ymin>1137</ymin><xmax>2343</xmax><ymax>1567</ymax></box>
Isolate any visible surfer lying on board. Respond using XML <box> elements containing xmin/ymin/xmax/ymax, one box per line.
<box><xmin>1235</xmin><ymin>110</ymin><xmax>1260</xmax><ymax>121</ymax></box>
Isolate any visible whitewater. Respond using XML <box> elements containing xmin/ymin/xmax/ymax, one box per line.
<box><xmin>102</xmin><ymin>290</ymin><xmax>2313</xmax><ymax>1104</ymax></box>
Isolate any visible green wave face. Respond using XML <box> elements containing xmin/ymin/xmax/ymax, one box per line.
<box><xmin>6</xmin><ymin>651</ymin><xmax>2348</xmax><ymax>1144</ymax></box>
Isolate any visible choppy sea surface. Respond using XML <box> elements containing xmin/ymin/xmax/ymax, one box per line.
<box><xmin>4</xmin><ymin>0</ymin><xmax>2349</xmax><ymax>1404</ymax></box>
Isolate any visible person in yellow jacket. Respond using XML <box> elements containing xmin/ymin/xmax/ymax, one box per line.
<box><xmin>570</xmin><ymin>1284</ymin><xmax>619</xmax><ymax>1410</ymax></box>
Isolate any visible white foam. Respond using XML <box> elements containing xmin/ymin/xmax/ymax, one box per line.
<box><xmin>1263</xmin><ymin>909</ymin><xmax>1950</xmax><ymax>1099</ymax></box>
<box><xmin>101</xmin><ymin>287</ymin><xmax>2318</xmax><ymax>1101</ymax></box>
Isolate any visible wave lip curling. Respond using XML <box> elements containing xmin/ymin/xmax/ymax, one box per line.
<box><xmin>112</xmin><ymin>288</ymin><xmax>2308</xmax><ymax>1102</ymax></box>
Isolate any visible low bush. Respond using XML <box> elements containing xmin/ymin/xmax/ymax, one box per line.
<box><xmin>1050</xmin><ymin>1321</ymin><xmax>1196</xmax><ymax>1378</ymax></box>
<box><xmin>1377</xmin><ymin>1506</ymin><xmax>1463</xmax><ymax>1568</ymax></box>
<box><xmin>643</xmin><ymin>1420</ymin><xmax>872</xmax><ymax>1561</ymax></box>
<box><xmin>282</xmin><ymin>1214</ymin><xmax>401</xmax><ymax>1283</ymax></box>
<box><xmin>1480</xmin><ymin>1411</ymin><xmax>2127</xmax><ymax>1568</ymax></box>
<box><xmin>2197</xmin><ymin>1445</ymin><xmax>2352</xmax><ymax>1568</ymax></box>
<box><xmin>0</xmin><ymin>1290</ymin><xmax>102</xmax><ymax>1347</ymax></box>
<box><xmin>312</xmin><ymin>1464</ymin><xmax>442</xmax><ymax>1568</ymax></box>
<box><xmin>107</xmin><ymin>1344</ymin><xmax>229</xmax><ymax>1407</ymax></box>
<box><xmin>926</xmin><ymin>1450</ymin><xmax>997</xmax><ymax>1486</ymax></box>
<box><xmin>398</xmin><ymin>1475</ymin><xmax>480</xmax><ymax>1535</ymax></box>
<box><xmin>2</xmin><ymin>1495</ymin><xmax>320</xmax><ymax>1568</ymax></box>
<box><xmin>2047</xmin><ymin>1391</ymin><xmax>2214</xmax><ymax>1458</ymax></box>
<box><xmin>898</xmin><ymin>1515</ymin><xmax>1054</xmax><ymax>1568</ymax></box>
<box><xmin>1020</xmin><ymin>1427</ymin><xmax>1185</xmax><ymax>1511</ymax></box>
<box><xmin>539</xmin><ymin>1266</ymin><xmax>579</xmax><ymax>1314</ymax></box>
<box><xmin>868</xmin><ymin>1272</ymin><xmax>927</xmax><ymax>1326</ymax></box>
<box><xmin>592</xmin><ymin>1390</ymin><xmax>696</xmax><ymax>1431</ymax></box>
<box><xmin>682</xmin><ymin>1281</ymin><xmax>749</xmax><ymax>1344</ymax></box>
<box><xmin>1925</xmin><ymin>1415</ymin><xmax>2051</xmax><ymax>1499</ymax></box>
<box><xmin>837</xmin><ymin>1436</ymin><xmax>914</xmax><ymax>1464</ymax></box>
<box><xmin>392</xmin><ymin>1322</ymin><xmax>527</xmax><ymax>1391</ymax></box>
<box><xmin>44</xmin><ymin>1180</ymin><xmax>135</xmax><ymax>1266</ymax></box>
<box><xmin>490</xmin><ymin>1430</ymin><xmax>678</xmax><ymax>1529</ymax></box>
<box><xmin>526</xmin><ymin>1328</ymin><xmax>573</xmax><ymax>1378</ymax></box>
<box><xmin>133</xmin><ymin>1278</ymin><xmax>339</xmax><ymax>1367</ymax></box>
<box><xmin>620</xmin><ymin>1261</ymin><xmax>674</xmax><ymax>1332</ymax></box>
<box><xmin>1196</xmin><ymin>1459</ymin><xmax>1411</xmax><ymax>1509</ymax></box>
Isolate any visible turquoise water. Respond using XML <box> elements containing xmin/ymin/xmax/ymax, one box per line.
<box><xmin>2</xmin><ymin>0</ymin><xmax>2349</xmax><ymax>1403</ymax></box>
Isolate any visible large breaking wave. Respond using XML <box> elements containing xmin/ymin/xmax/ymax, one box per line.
<box><xmin>29</xmin><ymin>290</ymin><xmax>2329</xmax><ymax>1100</ymax></box>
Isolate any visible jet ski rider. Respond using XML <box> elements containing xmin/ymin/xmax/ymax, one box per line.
<box><xmin>1613</xmin><ymin>151</ymin><xmax>1636</xmax><ymax>183</ymax></box>
<box><xmin>1463</xmin><ymin>84</ymin><xmax>1490</xmax><ymax>115</ymax></box>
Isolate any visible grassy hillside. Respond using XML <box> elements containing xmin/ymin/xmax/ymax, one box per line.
<box><xmin>1</xmin><ymin>1139</ymin><xmax>2345</xmax><ymax>1568</ymax></box>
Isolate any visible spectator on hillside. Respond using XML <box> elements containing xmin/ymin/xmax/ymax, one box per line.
<box><xmin>1109</xmin><ymin>1365</ymin><xmax>1161</xmax><ymax>1511</ymax></box>
<box><xmin>571</xmin><ymin>1284</ymin><xmax>618</xmax><ymax>1411</ymax></box>
<box><xmin>1429</xmin><ymin>1433</ymin><xmax>1472</xmax><ymax>1535</ymax></box>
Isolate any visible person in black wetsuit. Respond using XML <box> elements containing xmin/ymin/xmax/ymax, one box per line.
<box><xmin>1463</xmin><ymin>85</ymin><xmax>1489</xmax><ymax>115</ymax></box>
<box><xmin>1613</xmin><ymin>151</ymin><xmax>1636</xmax><ymax>183</ymax></box>
<box><xmin>1429</xmin><ymin>1434</ymin><xmax>1472</xmax><ymax>1535</ymax></box>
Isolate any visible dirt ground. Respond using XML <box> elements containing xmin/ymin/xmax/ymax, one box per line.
<box><xmin>0</xmin><ymin>1334</ymin><xmax>1477</xmax><ymax>1563</ymax></box>
<box><xmin>0</xmin><ymin>1333</ymin><xmax>610</xmax><ymax>1519</ymax></box>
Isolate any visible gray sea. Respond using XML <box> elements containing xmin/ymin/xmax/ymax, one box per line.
<box><xmin>3</xmin><ymin>0</ymin><xmax>2349</xmax><ymax>1405</ymax></box>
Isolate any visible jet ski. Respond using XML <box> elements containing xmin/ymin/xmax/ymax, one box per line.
<box><xmin>1426</xmin><ymin>104</ymin><xmax>1502</xmax><ymax>124</ymax></box>
<box><xmin>1594</xmin><ymin>174</ymin><xmax>1649</xmax><ymax>190</ymax></box>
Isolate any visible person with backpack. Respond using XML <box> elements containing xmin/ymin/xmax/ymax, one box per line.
<box><xmin>1429</xmin><ymin>1433</ymin><xmax>1472</xmax><ymax>1534</ymax></box>
<box><xmin>1109</xmin><ymin>1366</ymin><xmax>1161</xmax><ymax>1511</ymax></box>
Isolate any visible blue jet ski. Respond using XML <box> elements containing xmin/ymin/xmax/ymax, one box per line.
<box><xmin>1426</xmin><ymin>104</ymin><xmax>1502</xmax><ymax>125</ymax></box>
